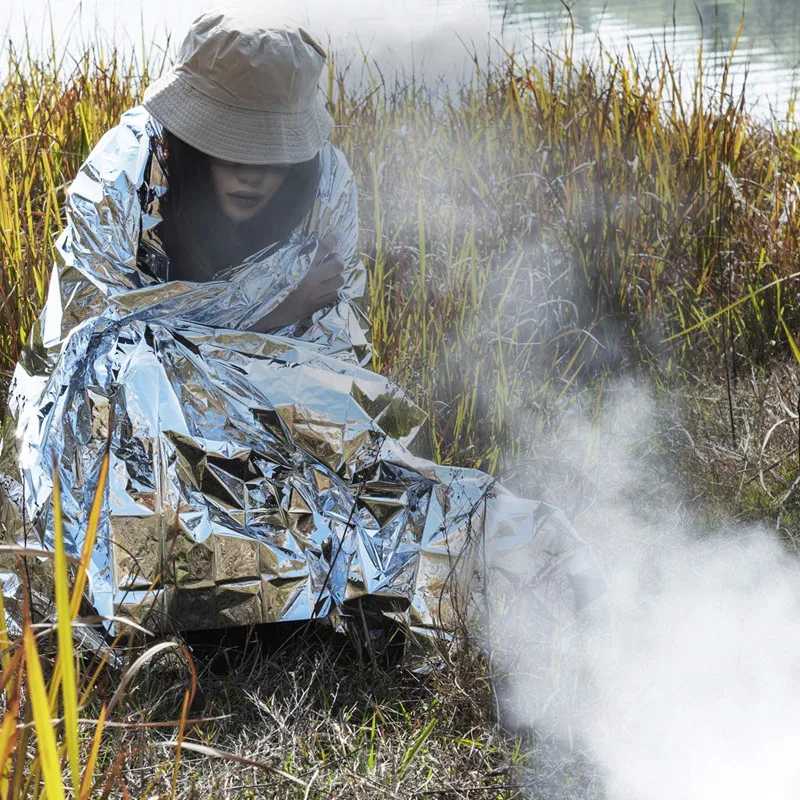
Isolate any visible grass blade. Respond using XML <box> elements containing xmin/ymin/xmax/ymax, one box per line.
<box><xmin>23</xmin><ymin>626</ymin><xmax>66</xmax><ymax>800</ymax></box>
<box><xmin>70</xmin><ymin>446</ymin><xmax>110</xmax><ymax>617</ymax></box>
<box><xmin>79</xmin><ymin>703</ymin><xmax>106</xmax><ymax>800</ymax></box>
<box><xmin>106</xmin><ymin>641</ymin><xmax>182</xmax><ymax>714</ymax></box>
<box><xmin>159</xmin><ymin>741</ymin><xmax>309</xmax><ymax>788</ymax></box>
<box><xmin>663</xmin><ymin>272</ymin><xmax>800</xmax><ymax>343</ymax></box>
<box><xmin>0</xmin><ymin>651</ymin><xmax>23</xmax><ymax>797</ymax></box>
<box><xmin>0</xmin><ymin>581</ymin><xmax>11</xmax><ymax>678</ymax></box>
<box><xmin>779</xmin><ymin>311</ymin><xmax>800</xmax><ymax>367</ymax></box>
<box><xmin>52</xmin><ymin>465</ymin><xmax>80</xmax><ymax>794</ymax></box>
<box><xmin>170</xmin><ymin>690</ymin><xmax>191</xmax><ymax>798</ymax></box>
<box><xmin>398</xmin><ymin>717</ymin><xmax>437</xmax><ymax>779</ymax></box>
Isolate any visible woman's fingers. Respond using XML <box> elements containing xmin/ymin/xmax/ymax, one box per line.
<box><xmin>319</xmin><ymin>273</ymin><xmax>345</xmax><ymax>292</ymax></box>
<box><xmin>300</xmin><ymin>244</ymin><xmax>344</xmax><ymax>313</ymax></box>
<box><xmin>311</xmin><ymin>231</ymin><xmax>341</xmax><ymax>268</ymax></box>
<box><xmin>312</xmin><ymin>274</ymin><xmax>344</xmax><ymax>306</ymax></box>
<box><xmin>252</xmin><ymin>246</ymin><xmax>344</xmax><ymax>329</ymax></box>
<box><xmin>314</xmin><ymin>258</ymin><xmax>341</xmax><ymax>279</ymax></box>
<box><xmin>320</xmin><ymin>230</ymin><xmax>340</xmax><ymax>251</ymax></box>
<box><xmin>309</xmin><ymin>257</ymin><xmax>344</xmax><ymax>283</ymax></box>
<box><xmin>319</xmin><ymin>259</ymin><xmax>344</xmax><ymax>282</ymax></box>
<box><xmin>312</xmin><ymin>279</ymin><xmax>342</xmax><ymax>303</ymax></box>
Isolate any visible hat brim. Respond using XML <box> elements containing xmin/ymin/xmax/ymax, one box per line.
<box><xmin>142</xmin><ymin>71</ymin><xmax>334</xmax><ymax>165</ymax></box>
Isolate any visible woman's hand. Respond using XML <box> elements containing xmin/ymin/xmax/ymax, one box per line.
<box><xmin>249</xmin><ymin>231</ymin><xmax>345</xmax><ymax>333</ymax></box>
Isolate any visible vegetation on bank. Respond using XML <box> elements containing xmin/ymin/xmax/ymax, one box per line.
<box><xmin>1</xmin><ymin>27</ymin><xmax>800</xmax><ymax>799</ymax></box>
<box><xmin>4</xmin><ymin>31</ymin><xmax>800</xmax><ymax>474</ymax></box>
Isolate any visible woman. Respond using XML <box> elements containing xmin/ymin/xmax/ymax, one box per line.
<box><xmin>0</xmin><ymin>8</ymin><xmax>602</xmax><ymax>655</ymax></box>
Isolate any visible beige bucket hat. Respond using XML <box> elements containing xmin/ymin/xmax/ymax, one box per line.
<box><xmin>143</xmin><ymin>7</ymin><xmax>334</xmax><ymax>165</ymax></box>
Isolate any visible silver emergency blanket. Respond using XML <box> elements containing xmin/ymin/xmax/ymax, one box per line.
<box><xmin>0</xmin><ymin>106</ymin><xmax>602</xmax><ymax>642</ymax></box>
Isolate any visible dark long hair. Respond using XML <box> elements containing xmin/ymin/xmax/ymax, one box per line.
<box><xmin>158</xmin><ymin>130</ymin><xmax>321</xmax><ymax>282</ymax></box>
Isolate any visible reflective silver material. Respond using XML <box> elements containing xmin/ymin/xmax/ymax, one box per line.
<box><xmin>0</xmin><ymin>106</ymin><xmax>602</xmax><ymax>644</ymax></box>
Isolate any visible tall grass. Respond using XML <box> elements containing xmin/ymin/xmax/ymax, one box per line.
<box><xmin>1</xmin><ymin>452</ymin><xmax>116</xmax><ymax>798</ymax></box>
<box><xmin>325</xmin><ymin>41</ymin><xmax>800</xmax><ymax>472</ymax></box>
<box><xmin>3</xmin><ymin>34</ymin><xmax>800</xmax><ymax>468</ymax></box>
<box><xmin>0</xmin><ymin>42</ymin><xmax>158</xmax><ymax>381</ymax></box>
<box><xmin>4</xmin><ymin>25</ymin><xmax>800</xmax><ymax>796</ymax></box>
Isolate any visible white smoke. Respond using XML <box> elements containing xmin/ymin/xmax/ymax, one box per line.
<box><xmin>488</xmin><ymin>382</ymin><xmax>800</xmax><ymax>799</ymax></box>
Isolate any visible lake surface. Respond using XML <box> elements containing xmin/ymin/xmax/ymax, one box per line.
<box><xmin>4</xmin><ymin>0</ymin><xmax>800</xmax><ymax>118</ymax></box>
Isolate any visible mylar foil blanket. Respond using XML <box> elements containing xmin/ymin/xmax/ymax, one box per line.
<box><xmin>0</xmin><ymin>106</ymin><xmax>602</xmax><ymax>639</ymax></box>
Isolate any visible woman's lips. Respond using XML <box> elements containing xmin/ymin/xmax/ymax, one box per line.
<box><xmin>228</xmin><ymin>192</ymin><xmax>264</xmax><ymax>209</ymax></box>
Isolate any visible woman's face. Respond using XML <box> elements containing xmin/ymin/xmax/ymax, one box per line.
<box><xmin>209</xmin><ymin>158</ymin><xmax>291</xmax><ymax>224</ymax></box>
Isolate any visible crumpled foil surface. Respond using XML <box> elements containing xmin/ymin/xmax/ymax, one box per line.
<box><xmin>0</xmin><ymin>106</ymin><xmax>602</xmax><ymax>644</ymax></box>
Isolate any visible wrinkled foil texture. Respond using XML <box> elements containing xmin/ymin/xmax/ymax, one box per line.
<box><xmin>0</xmin><ymin>106</ymin><xmax>601</xmax><ymax>646</ymax></box>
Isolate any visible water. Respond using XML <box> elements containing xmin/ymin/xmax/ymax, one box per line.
<box><xmin>3</xmin><ymin>0</ymin><xmax>800</xmax><ymax>118</ymax></box>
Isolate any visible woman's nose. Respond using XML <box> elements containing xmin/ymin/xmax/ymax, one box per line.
<box><xmin>234</xmin><ymin>165</ymin><xmax>266</xmax><ymax>185</ymax></box>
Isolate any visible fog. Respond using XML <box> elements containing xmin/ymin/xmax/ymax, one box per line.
<box><xmin>4</xmin><ymin>0</ymin><xmax>800</xmax><ymax>118</ymax></box>
<box><xmin>487</xmin><ymin>384</ymin><xmax>800</xmax><ymax>798</ymax></box>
